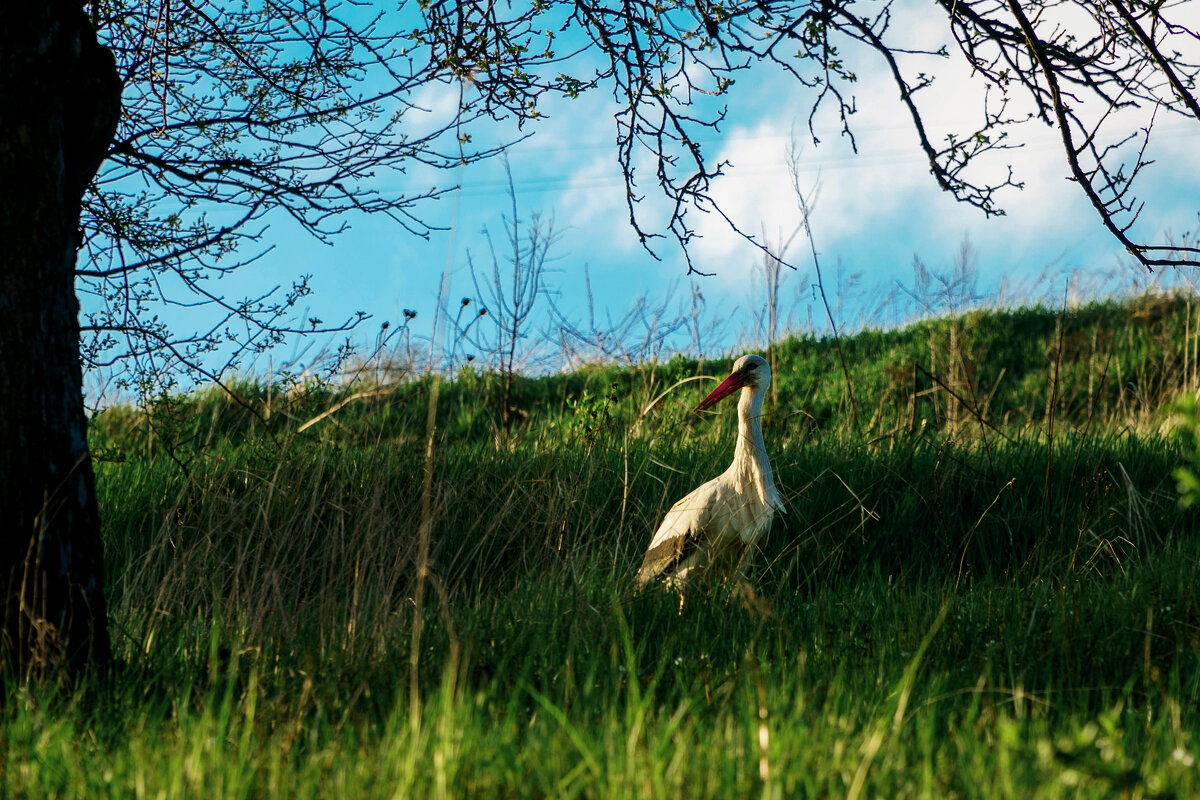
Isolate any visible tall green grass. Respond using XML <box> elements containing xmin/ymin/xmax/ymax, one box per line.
<box><xmin>5</xmin><ymin>293</ymin><xmax>1200</xmax><ymax>798</ymax></box>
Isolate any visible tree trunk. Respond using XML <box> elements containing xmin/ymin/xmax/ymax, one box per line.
<box><xmin>0</xmin><ymin>5</ymin><xmax>121</xmax><ymax>676</ymax></box>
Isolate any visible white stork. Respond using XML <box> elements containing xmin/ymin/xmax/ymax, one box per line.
<box><xmin>633</xmin><ymin>354</ymin><xmax>784</xmax><ymax>592</ymax></box>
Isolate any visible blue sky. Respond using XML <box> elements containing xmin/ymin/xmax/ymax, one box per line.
<box><xmin>93</xmin><ymin>1</ymin><xmax>1200</xmax><ymax>386</ymax></box>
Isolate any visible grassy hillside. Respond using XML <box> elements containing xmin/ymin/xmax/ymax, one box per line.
<box><xmin>90</xmin><ymin>291</ymin><xmax>1199</xmax><ymax>451</ymax></box>
<box><xmin>7</xmin><ymin>293</ymin><xmax>1200</xmax><ymax>798</ymax></box>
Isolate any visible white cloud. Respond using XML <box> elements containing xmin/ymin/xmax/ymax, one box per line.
<box><xmin>421</xmin><ymin>1</ymin><xmax>1200</xmax><ymax>335</ymax></box>
<box><xmin>671</xmin><ymin>1</ymin><xmax>1200</xmax><ymax>302</ymax></box>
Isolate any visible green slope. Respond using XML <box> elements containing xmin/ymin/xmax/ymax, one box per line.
<box><xmin>91</xmin><ymin>291</ymin><xmax>1200</xmax><ymax>453</ymax></box>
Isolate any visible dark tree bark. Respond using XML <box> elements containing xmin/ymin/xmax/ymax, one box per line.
<box><xmin>0</xmin><ymin>5</ymin><xmax>121</xmax><ymax>676</ymax></box>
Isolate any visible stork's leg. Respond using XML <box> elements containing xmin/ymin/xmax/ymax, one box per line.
<box><xmin>664</xmin><ymin>565</ymin><xmax>694</xmax><ymax>613</ymax></box>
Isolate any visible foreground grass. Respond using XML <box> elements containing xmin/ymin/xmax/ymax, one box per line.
<box><xmin>6</xmin><ymin>295</ymin><xmax>1200</xmax><ymax>797</ymax></box>
<box><xmin>6</xmin><ymin>429</ymin><xmax>1197</xmax><ymax>798</ymax></box>
<box><xmin>5</xmin><ymin>557</ymin><xmax>1199</xmax><ymax>798</ymax></box>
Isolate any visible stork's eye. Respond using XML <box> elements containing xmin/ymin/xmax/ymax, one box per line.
<box><xmin>743</xmin><ymin>362</ymin><xmax>758</xmax><ymax>371</ymax></box>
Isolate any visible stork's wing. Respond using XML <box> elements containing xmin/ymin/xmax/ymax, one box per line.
<box><xmin>632</xmin><ymin>478</ymin><xmax>722</xmax><ymax>589</ymax></box>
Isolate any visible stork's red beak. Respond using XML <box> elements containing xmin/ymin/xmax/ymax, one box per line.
<box><xmin>694</xmin><ymin>369</ymin><xmax>748</xmax><ymax>412</ymax></box>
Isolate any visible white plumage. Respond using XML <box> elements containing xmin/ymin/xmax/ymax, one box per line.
<box><xmin>633</xmin><ymin>354</ymin><xmax>784</xmax><ymax>591</ymax></box>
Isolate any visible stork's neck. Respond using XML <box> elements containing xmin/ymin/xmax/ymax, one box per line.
<box><xmin>732</xmin><ymin>383</ymin><xmax>781</xmax><ymax>509</ymax></box>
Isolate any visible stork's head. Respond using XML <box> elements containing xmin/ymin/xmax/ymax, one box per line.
<box><xmin>694</xmin><ymin>354</ymin><xmax>771</xmax><ymax>412</ymax></box>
